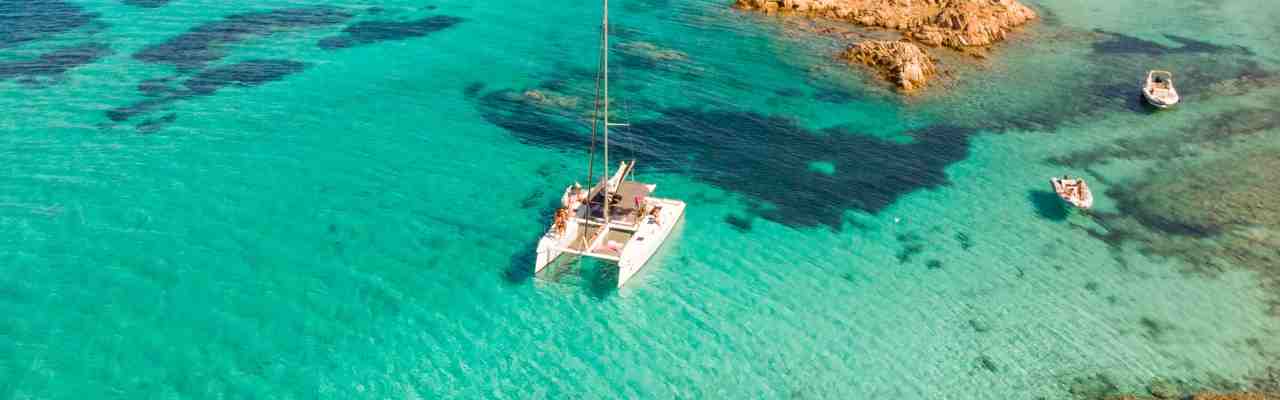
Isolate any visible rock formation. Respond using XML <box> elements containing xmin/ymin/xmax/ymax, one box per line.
<box><xmin>519</xmin><ymin>89</ymin><xmax>580</xmax><ymax>109</ymax></box>
<box><xmin>618</xmin><ymin>41</ymin><xmax>689</xmax><ymax>62</ymax></box>
<box><xmin>840</xmin><ymin>40</ymin><xmax>936</xmax><ymax>90</ymax></box>
<box><xmin>733</xmin><ymin>0</ymin><xmax>1037</xmax><ymax>91</ymax></box>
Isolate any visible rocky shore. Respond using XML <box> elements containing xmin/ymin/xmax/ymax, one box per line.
<box><xmin>839</xmin><ymin>40</ymin><xmax>935</xmax><ymax>91</ymax></box>
<box><xmin>734</xmin><ymin>0</ymin><xmax>1037</xmax><ymax>91</ymax></box>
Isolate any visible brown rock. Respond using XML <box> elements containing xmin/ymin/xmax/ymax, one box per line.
<box><xmin>735</xmin><ymin>0</ymin><xmax>1036</xmax><ymax>52</ymax></box>
<box><xmin>735</xmin><ymin>0</ymin><xmax>1036</xmax><ymax>93</ymax></box>
<box><xmin>840</xmin><ymin>40</ymin><xmax>936</xmax><ymax>91</ymax></box>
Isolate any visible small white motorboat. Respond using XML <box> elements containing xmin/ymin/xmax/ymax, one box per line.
<box><xmin>1142</xmin><ymin>70</ymin><xmax>1179</xmax><ymax>109</ymax></box>
<box><xmin>1050</xmin><ymin>176</ymin><xmax>1094</xmax><ymax>210</ymax></box>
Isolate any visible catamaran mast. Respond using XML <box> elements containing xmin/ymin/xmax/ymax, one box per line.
<box><xmin>600</xmin><ymin>0</ymin><xmax>611</xmax><ymax>225</ymax></box>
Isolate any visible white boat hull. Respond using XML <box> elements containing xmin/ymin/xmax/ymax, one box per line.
<box><xmin>534</xmin><ymin>184</ymin><xmax>587</xmax><ymax>273</ymax></box>
<box><xmin>534</xmin><ymin>219</ymin><xmax>579</xmax><ymax>273</ymax></box>
<box><xmin>1143</xmin><ymin>91</ymin><xmax>1179</xmax><ymax>108</ymax></box>
<box><xmin>615</xmin><ymin>198</ymin><xmax>685</xmax><ymax>287</ymax></box>
<box><xmin>1143</xmin><ymin>70</ymin><xmax>1179</xmax><ymax>109</ymax></box>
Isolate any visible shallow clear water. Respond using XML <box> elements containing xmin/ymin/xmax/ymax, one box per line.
<box><xmin>2</xmin><ymin>0</ymin><xmax>1279</xmax><ymax>398</ymax></box>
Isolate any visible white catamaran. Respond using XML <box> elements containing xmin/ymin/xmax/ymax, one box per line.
<box><xmin>532</xmin><ymin>0</ymin><xmax>686</xmax><ymax>288</ymax></box>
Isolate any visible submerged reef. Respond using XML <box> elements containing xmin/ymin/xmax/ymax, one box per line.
<box><xmin>1063</xmin><ymin>373</ymin><xmax>1278</xmax><ymax>400</ymax></box>
<box><xmin>1050</xmin><ymin>92</ymin><xmax>1280</xmax><ymax>305</ymax></box>
<box><xmin>122</xmin><ymin>0</ymin><xmax>170</xmax><ymax>8</ymax></box>
<box><xmin>472</xmin><ymin>77</ymin><xmax>972</xmax><ymax>227</ymax></box>
<box><xmin>0</xmin><ymin>1</ymin><xmax>110</xmax><ymax>87</ymax></box>
<box><xmin>0</xmin><ymin>42</ymin><xmax>113</xmax><ymax>84</ymax></box>
<box><xmin>1095</xmin><ymin>148</ymin><xmax>1280</xmax><ymax>319</ymax></box>
<box><xmin>0</xmin><ymin>0</ymin><xmax>99</xmax><ymax>49</ymax></box>
<box><xmin>318</xmin><ymin>15</ymin><xmax>463</xmax><ymax>50</ymax></box>
<box><xmin>734</xmin><ymin>0</ymin><xmax>1037</xmax><ymax>91</ymax></box>
<box><xmin>107</xmin><ymin>59</ymin><xmax>308</xmax><ymax>123</ymax></box>
<box><xmin>133</xmin><ymin>7</ymin><xmax>353</xmax><ymax>70</ymax></box>
<box><xmin>1049</xmin><ymin>88</ymin><xmax>1280</xmax><ymax>399</ymax></box>
<box><xmin>111</xmin><ymin>6</ymin><xmax>464</xmax><ymax>131</ymax></box>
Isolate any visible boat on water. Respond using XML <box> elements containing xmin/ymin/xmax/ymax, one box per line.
<box><xmin>533</xmin><ymin>0</ymin><xmax>686</xmax><ymax>288</ymax></box>
<box><xmin>1050</xmin><ymin>176</ymin><xmax>1094</xmax><ymax>210</ymax></box>
<box><xmin>1142</xmin><ymin>70</ymin><xmax>1179</xmax><ymax>109</ymax></box>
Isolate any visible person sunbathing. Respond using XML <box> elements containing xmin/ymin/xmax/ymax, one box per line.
<box><xmin>552</xmin><ymin>208</ymin><xmax>568</xmax><ymax>234</ymax></box>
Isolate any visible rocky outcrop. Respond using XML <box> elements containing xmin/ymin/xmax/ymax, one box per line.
<box><xmin>840</xmin><ymin>40</ymin><xmax>936</xmax><ymax>90</ymax></box>
<box><xmin>733</xmin><ymin>0</ymin><xmax>1037</xmax><ymax>91</ymax></box>
<box><xmin>735</xmin><ymin>0</ymin><xmax>1036</xmax><ymax>50</ymax></box>
<box><xmin>912</xmin><ymin>0</ymin><xmax>1037</xmax><ymax>49</ymax></box>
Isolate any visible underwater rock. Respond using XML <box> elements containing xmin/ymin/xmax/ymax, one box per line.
<box><xmin>976</xmin><ymin>355</ymin><xmax>999</xmax><ymax>373</ymax></box>
<box><xmin>137</xmin><ymin>77</ymin><xmax>178</xmax><ymax>97</ymax></box>
<box><xmin>473</xmin><ymin>81</ymin><xmax>973</xmax><ymax>228</ymax></box>
<box><xmin>1138</xmin><ymin>316</ymin><xmax>1176</xmax><ymax>342</ymax></box>
<box><xmin>1067</xmin><ymin>372</ymin><xmax>1122</xmax><ymax>399</ymax></box>
<box><xmin>1117</xmin><ymin>393</ymin><xmax>1270</xmax><ymax>400</ymax></box>
<box><xmin>1091</xmin><ymin>30</ymin><xmax>1253</xmax><ymax>57</ymax></box>
<box><xmin>840</xmin><ymin>40</ymin><xmax>935</xmax><ymax>91</ymax></box>
<box><xmin>1249</xmin><ymin>367</ymin><xmax>1279</xmax><ymax>396</ymax></box>
<box><xmin>1148</xmin><ymin>378</ymin><xmax>1182</xmax><ymax>399</ymax></box>
<box><xmin>318</xmin><ymin>15</ymin><xmax>463</xmax><ymax>50</ymax></box>
<box><xmin>1097</xmin><ymin>392</ymin><xmax>1269</xmax><ymax>400</ymax></box>
<box><xmin>135</xmin><ymin>113</ymin><xmax>177</xmax><ymax>134</ymax></box>
<box><xmin>183</xmin><ymin>59</ymin><xmax>308</xmax><ymax>95</ymax></box>
<box><xmin>617</xmin><ymin>41</ymin><xmax>689</xmax><ymax>62</ymax></box>
<box><xmin>0</xmin><ymin>42</ymin><xmax>113</xmax><ymax>83</ymax></box>
<box><xmin>0</xmin><ymin>0</ymin><xmax>99</xmax><ymax>49</ymax></box>
<box><xmin>1116</xmin><ymin>151</ymin><xmax>1280</xmax><ymax>237</ymax></box>
<box><xmin>123</xmin><ymin>0</ymin><xmax>170</xmax><ymax>8</ymax></box>
<box><xmin>133</xmin><ymin>7</ymin><xmax>352</xmax><ymax>70</ymax></box>
<box><xmin>520</xmin><ymin>89</ymin><xmax>580</xmax><ymax>109</ymax></box>
<box><xmin>107</xmin><ymin>59</ymin><xmax>307</xmax><ymax>121</ymax></box>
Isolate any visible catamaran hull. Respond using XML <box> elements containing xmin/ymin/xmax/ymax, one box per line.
<box><xmin>534</xmin><ymin>238</ymin><xmax>561</xmax><ymax>273</ymax></box>
<box><xmin>534</xmin><ymin>217</ymin><xmax>579</xmax><ymax>273</ymax></box>
<box><xmin>615</xmin><ymin>198</ymin><xmax>686</xmax><ymax>288</ymax></box>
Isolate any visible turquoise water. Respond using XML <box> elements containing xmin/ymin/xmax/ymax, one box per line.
<box><xmin>3</xmin><ymin>0</ymin><xmax>1279</xmax><ymax>398</ymax></box>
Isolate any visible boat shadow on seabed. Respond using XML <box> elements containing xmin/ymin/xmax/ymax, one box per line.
<box><xmin>1028</xmin><ymin>189</ymin><xmax>1070</xmax><ymax>221</ymax></box>
<box><xmin>503</xmin><ymin>197</ymin><xmax>561</xmax><ymax>285</ymax></box>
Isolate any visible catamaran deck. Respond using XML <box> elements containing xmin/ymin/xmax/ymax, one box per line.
<box><xmin>560</xmin><ymin>218</ymin><xmax>635</xmax><ymax>260</ymax></box>
<box><xmin>586</xmin><ymin>181</ymin><xmax>652</xmax><ymax>227</ymax></box>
